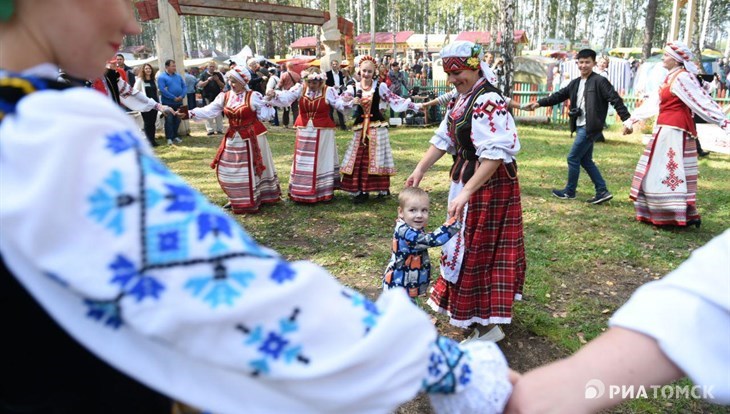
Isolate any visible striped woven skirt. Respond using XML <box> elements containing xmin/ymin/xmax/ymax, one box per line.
<box><xmin>630</xmin><ymin>127</ymin><xmax>699</xmax><ymax>226</ymax></box>
<box><xmin>427</xmin><ymin>164</ymin><xmax>526</xmax><ymax>328</ymax></box>
<box><xmin>216</xmin><ymin>133</ymin><xmax>281</xmax><ymax>213</ymax></box>
<box><xmin>340</xmin><ymin>126</ymin><xmax>394</xmax><ymax>193</ymax></box>
<box><xmin>289</xmin><ymin>126</ymin><xmax>340</xmax><ymax>203</ymax></box>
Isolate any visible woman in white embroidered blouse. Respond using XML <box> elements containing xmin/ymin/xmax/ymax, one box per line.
<box><xmin>0</xmin><ymin>2</ymin><xmax>515</xmax><ymax>413</ymax></box>
<box><xmin>623</xmin><ymin>41</ymin><xmax>729</xmax><ymax>228</ymax></box>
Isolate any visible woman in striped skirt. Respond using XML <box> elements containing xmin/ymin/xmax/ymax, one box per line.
<box><xmin>188</xmin><ymin>67</ymin><xmax>281</xmax><ymax>213</ymax></box>
<box><xmin>623</xmin><ymin>41</ymin><xmax>729</xmax><ymax>228</ymax></box>
<box><xmin>341</xmin><ymin>56</ymin><xmax>419</xmax><ymax>203</ymax></box>
<box><xmin>268</xmin><ymin>67</ymin><xmax>352</xmax><ymax>203</ymax></box>
<box><xmin>406</xmin><ymin>41</ymin><xmax>526</xmax><ymax>343</ymax></box>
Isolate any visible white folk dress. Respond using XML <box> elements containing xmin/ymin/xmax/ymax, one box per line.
<box><xmin>190</xmin><ymin>90</ymin><xmax>282</xmax><ymax>213</ymax></box>
<box><xmin>271</xmin><ymin>84</ymin><xmax>350</xmax><ymax>203</ymax></box>
<box><xmin>624</xmin><ymin>68</ymin><xmax>729</xmax><ymax>226</ymax></box>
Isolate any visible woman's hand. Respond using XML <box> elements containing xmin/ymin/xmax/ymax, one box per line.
<box><xmin>351</xmin><ymin>98</ymin><xmax>361</xmax><ymax>106</ymax></box>
<box><xmin>405</xmin><ymin>169</ymin><xmax>424</xmax><ymax>187</ymax></box>
<box><xmin>265</xmin><ymin>90</ymin><xmax>276</xmax><ymax>99</ymax></box>
<box><xmin>448</xmin><ymin>189</ymin><xmax>472</xmax><ymax>221</ymax></box>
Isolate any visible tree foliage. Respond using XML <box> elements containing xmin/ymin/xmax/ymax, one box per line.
<box><xmin>123</xmin><ymin>0</ymin><xmax>730</xmax><ymax>57</ymax></box>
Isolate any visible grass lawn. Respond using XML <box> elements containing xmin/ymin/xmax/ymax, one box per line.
<box><xmin>157</xmin><ymin>121</ymin><xmax>730</xmax><ymax>414</ymax></box>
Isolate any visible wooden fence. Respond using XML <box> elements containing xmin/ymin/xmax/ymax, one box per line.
<box><xmin>406</xmin><ymin>79</ymin><xmax>730</xmax><ymax>125</ymax></box>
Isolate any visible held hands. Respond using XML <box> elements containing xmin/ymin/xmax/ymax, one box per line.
<box><xmin>622</xmin><ymin>125</ymin><xmax>634</xmax><ymax>135</ymax></box>
<box><xmin>448</xmin><ymin>191</ymin><xmax>471</xmax><ymax>221</ymax></box>
<box><xmin>265</xmin><ymin>90</ymin><xmax>276</xmax><ymax>99</ymax></box>
<box><xmin>521</xmin><ymin>102</ymin><xmax>539</xmax><ymax>111</ymax></box>
<box><xmin>174</xmin><ymin>96</ymin><xmax>183</xmax><ymax>102</ymax></box>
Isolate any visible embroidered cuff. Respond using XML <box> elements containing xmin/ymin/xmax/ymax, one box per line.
<box><xmin>424</xmin><ymin>338</ymin><xmax>512</xmax><ymax>414</ymax></box>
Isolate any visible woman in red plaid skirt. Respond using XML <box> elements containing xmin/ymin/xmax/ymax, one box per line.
<box><xmin>406</xmin><ymin>41</ymin><xmax>526</xmax><ymax>343</ymax></box>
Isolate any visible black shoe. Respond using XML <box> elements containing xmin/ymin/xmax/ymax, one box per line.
<box><xmin>698</xmin><ymin>150</ymin><xmax>710</xmax><ymax>157</ymax></box>
<box><xmin>207</xmin><ymin>131</ymin><xmax>215</xmax><ymax>136</ymax></box>
<box><xmin>353</xmin><ymin>192</ymin><xmax>369</xmax><ymax>204</ymax></box>
<box><xmin>376</xmin><ymin>190</ymin><xmax>391</xmax><ymax>199</ymax></box>
<box><xmin>587</xmin><ymin>190</ymin><xmax>613</xmax><ymax>205</ymax></box>
<box><xmin>223</xmin><ymin>202</ymin><xmax>232</xmax><ymax>210</ymax></box>
<box><xmin>552</xmin><ymin>189</ymin><xmax>576</xmax><ymax>200</ymax></box>
<box><xmin>687</xmin><ymin>218</ymin><xmax>701</xmax><ymax>228</ymax></box>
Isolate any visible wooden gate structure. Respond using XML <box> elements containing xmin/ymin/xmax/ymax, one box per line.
<box><xmin>134</xmin><ymin>0</ymin><xmax>354</xmax><ymax>61</ymax></box>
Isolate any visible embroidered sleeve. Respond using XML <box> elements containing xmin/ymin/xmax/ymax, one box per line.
<box><xmin>189</xmin><ymin>92</ymin><xmax>225</xmax><ymax>120</ymax></box>
<box><xmin>0</xmin><ymin>87</ymin><xmax>513</xmax><ymax>414</ymax></box>
<box><xmin>398</xmin><ymin>218</ymin><xmax>461</xmax><ymax>251</ymax></box>
<box><xmin>379</xmin><ymin>82</ymin><xmax>418</xmax><ymax>112</ymax></box>
<box><xmin>425</xmin><ymin>337</ymin><xmax>512</xmax><ymax>413</ymax></box>
<box><xmin>269</xmin><ymin>83</ymin><xmax>302</xmax><ymax>108</ymax></box>
<box><xmin>470</xmin><ymin>92</ymin><xmax>521</xmax><ymax>162</ymax></box>
<box><xmin>672</xmin><ymin>72</ymin><xmax>730</xmax><ymax>131</ymax></box>
<box><xmin>609</xmin><ymin>230</ymin><xmax>730</xmax><ymax>404</ymax></box>
<box><xmin>436</xmin><ymin>89</ymin><xmax>457</xmax><ymax>106</ymax></box>
<box><xmin>326</xmin><ymin>86</ymin><xmax>352</xmax><ymax>112</ymax></box>
<box><xmin>117</xmin><ymin>78</ymin><xmax>158</xmax><ymax>113</ymax></box>
<box><xmin>429</xmin><ymin>110</ymin><xmax>455</xmax><ymax>155</ymax></box>
<box><xmin>626</xmin><ymin>91</ymin><xmax>660</xmax><ymax>126</ymax></box>
<box><xmin>250</xmin><ymin>91</ymin><xmax>275</xmax><ymax>122</ymax></box>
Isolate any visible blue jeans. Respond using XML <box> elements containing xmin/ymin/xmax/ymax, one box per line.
<box><xmin>164</xmin><ymin>102</ymin><xmax>182</xmax><ymax>140</ymax></box>
<box><xmin>564</xmin><ymin>126</ymin><xmax>607</xmax><ymax>195</ymax></box>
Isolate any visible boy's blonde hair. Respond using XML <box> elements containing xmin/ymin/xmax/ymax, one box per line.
<box><xmin>398</xmin><ymin>187</ymin><xmax>429</xmax><ymax>208</ymax></box>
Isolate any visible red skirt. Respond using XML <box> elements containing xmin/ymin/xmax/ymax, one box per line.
<box><xmin>340</xmin><ymin>139</ymin><xmax>390</xmax><ymax>193</ymax></box>
<box><xmin>428</xmin><ymin>164</ymin><xmax>526</xmax><ymax>327</ymax></box>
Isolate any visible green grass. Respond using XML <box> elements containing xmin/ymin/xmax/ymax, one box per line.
<box><xmin>158</xmin><ymin>122</ymin><xmax>730</xmax><ymax>413</ymax></box>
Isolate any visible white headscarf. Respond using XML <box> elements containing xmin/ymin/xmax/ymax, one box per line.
<box><xmin>226</xmin><ymin>67</ymin><xmax>251</xmax><ymax>90</ymax></box>
<box><xmin>664</xmin><ymin>41</ymin><xmax>699</xmax><ymax>75</ymax></box>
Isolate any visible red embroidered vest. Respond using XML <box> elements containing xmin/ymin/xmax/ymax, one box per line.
<box><xmin>295</xmin><ymin>86</ymin><xmax>336</xmax><ymax>128</ymax></box>
<box><xmin>223</xmin><ymin>91</ymin><xmax>267</xmax><ymax>137</ymax></box>
<box><xmin>656</xmin><ymin>70</ymin><xmax>697</xmax><ymax>136</ymax></box>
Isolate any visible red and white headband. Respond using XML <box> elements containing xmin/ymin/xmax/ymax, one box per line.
<box><xmin>664</xmin><ymin>41</ymin><xmax>699</xmax><ymax>75</ymax></box>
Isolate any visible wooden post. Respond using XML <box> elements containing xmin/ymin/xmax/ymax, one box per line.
<box><xmin>156</xmin><ymin>0</ymin><xmax>189</xmax><ymax>135</ymax></box>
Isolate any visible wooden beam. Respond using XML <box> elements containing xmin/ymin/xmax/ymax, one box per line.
<box><xmin>179</xmin><ymin>0</ymin><xmax>326</xmax><ymax>19</ymax></box>
<box><xmin>178</xmin><ymin>5</ymin><xmax>327</xmax><ymax>25</ymax></box>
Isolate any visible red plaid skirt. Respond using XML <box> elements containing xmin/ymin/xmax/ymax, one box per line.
<box><xmin>428</xmin><ymin>164</ymin><xmax>526</xmax><ymax>327</ymax></box>
<box><xmin>340</xmin><ymin>139</ymin><xmax>390</xmax><ymax>193</ymax></box>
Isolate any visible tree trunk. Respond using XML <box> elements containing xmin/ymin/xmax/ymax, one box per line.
<box><xmin>642</xmin><ymin>0</ymin><xmax>658</xmax><ymax>59</ymax></box>
<box><xmin>501</xmin><ymin>0</ymin><xmax>515</xmax><ymax>97</ymax></box>
<box><xmin>699</xmin><ymin>0</ymin><xmax>712</xmax><ymax>49</ymax></box>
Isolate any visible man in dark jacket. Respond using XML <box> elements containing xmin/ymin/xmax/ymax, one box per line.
<box><xmin>525</xmin><ymin>49</ymin><xmax>632</xmax><ymax>204</ymax></box>
<box><xmin>325</xmin><ymin>59</ymin><xmax>347</xmax><ymax>130</ymax></box>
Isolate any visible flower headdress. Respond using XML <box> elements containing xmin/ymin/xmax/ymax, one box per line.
<box><xmin>441</xmin><ymin>41</ymin><xmax>483</xmax><ymax>72</ymax></box>
<box><xmin>358</xmin><ymin>55</ymin><xmax>377</xmax><ymax>67</ymax></box>
<box><xmin>302</xmin><ymin>71</ymin><xmax>327</xmax><ymax>81</ymax></box>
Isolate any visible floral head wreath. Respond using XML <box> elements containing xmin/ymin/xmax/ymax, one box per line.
<box><xmin>302</xmin><ymin>71</ymin><xmax>327</xmax><ymax>82</ymax></box>
<box><xmin>442</xmin><ymin>42</ymin><xmax>483</xmax><ymax>73</ymax></box>
<box><xmin>358</xmin><ymin>55</ymin><xmax>377</xmax><ymax>68</ymax></box>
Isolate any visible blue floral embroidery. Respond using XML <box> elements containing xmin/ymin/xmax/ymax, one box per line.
<box><xmin>87</xmin><ymin>170</ymin><xmax>134</xmax><ymax>235</ymax></box>
<box><xmin>84</xmin><ymin>299</ymin><xmax>123</xmax><ymax>329</ymax></box>
<box><xmin>164</xmin><ymin>183</ymin><xmax>198</xmax><ymax>212</ymax></box>
<box><xmin>145</xmin><ymin>220</ymin><xmax>192</xmax><ymax>265</ymax></box>
<box><xmin>421</xmin><ymin>336</ymin><xmax>471</xmax><ymax>394</ymax></box>
<box><xmin>109</xmin><ymin>254</ymin><xmax>165</xmax><ymax>302</ymax></box>
<box><xmin>270</xmin><ymin>261</ymin><xmax>296</xmax><ymax>284</ymax></box>
<box><xmin>141</xmin><ymin>154</ymin><xmax>172</xmax><ymax>177</ymax></box>
<box><xmin>106</xmin><ymin>130</ymin><xmax>140</xmax><ymax>154</ymax></box>
<box><xmin>236</xmin><ymin>308</ymin><xmax>310</xmax><ymax>376</ymax></box>
<box><xmin>341</xmin><ymin>289</ymin><xmax>381</xmax><ymax>334</ymax></box>
<box><xmin>184</xmin><ymin>263</ymin><xmax>256</xmax><ymax>308</ymax></box>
